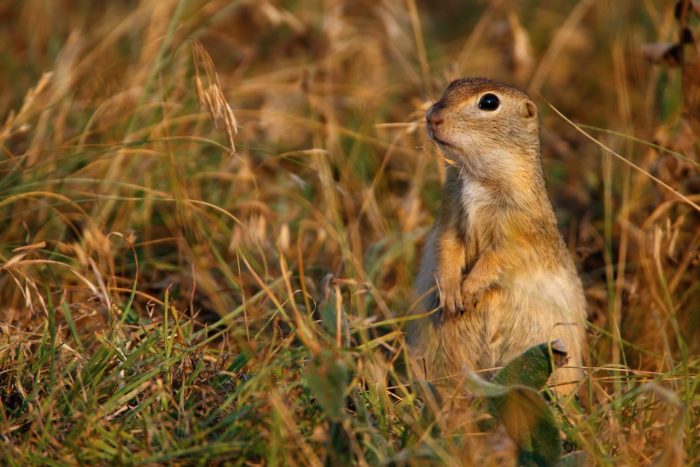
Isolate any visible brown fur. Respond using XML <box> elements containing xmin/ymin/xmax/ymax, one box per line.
<box><xmin>409</xmin><ymin>78</ymin><xmax>586</xmax><ymax>395</ymax></box>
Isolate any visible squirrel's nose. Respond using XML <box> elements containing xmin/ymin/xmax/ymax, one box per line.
<box><xmin>426</xmin><ymin>103</ymin><xmax>444</xmax><ymax>127</ymax></box>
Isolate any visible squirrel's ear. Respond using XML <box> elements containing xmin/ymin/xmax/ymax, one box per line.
<box><xmin>521</xmin><ymin>100</ymin><xmax>537</xmax><ymax>119</ymax></box>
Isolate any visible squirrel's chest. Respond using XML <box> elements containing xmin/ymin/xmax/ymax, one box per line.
<box><xmin>459</xmin><ymin>180</ymin><xmax>501</xmax><ymax>251</ymax></box>
<box><xmin>460</xmin><ymin>179</ymin><xmax>490</xmax><ymax>218</ymax></box>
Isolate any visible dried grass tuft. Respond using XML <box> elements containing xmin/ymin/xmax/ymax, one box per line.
<box><xmin>192</xmin><ymin>40</ymin><xmax>238</xmax><ymax>155</ymax></box>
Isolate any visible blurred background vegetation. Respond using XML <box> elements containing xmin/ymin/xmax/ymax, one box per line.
<box><xmin>0</xmin><ymin>0</ymin><xmax>698</xmax><ymax>464</ymax></box>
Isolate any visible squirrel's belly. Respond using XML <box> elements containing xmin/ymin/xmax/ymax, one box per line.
<box><xmin>429</xmin><ymin>270</ymin><xmax>585</xmax><ymax>380</ymax></box>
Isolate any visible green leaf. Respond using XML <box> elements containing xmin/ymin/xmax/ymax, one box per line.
<box><xmin>555</xmin><ymin>451</ymin><xmax>588</xmax><ymax>467</ymax></box>
<box><xmin>493</xmin><ymin>387</ymin><xmax>562</xmax><ymax>467</ymax></box>
<box><xmin>228</xmin><ymin>351</ymin><xmax>251</xmax><ymax>373</ymax></box>
<box><xmin>482</xmin><ymin>341</ymin><xmax>569</xmax><ymax>466</ymax></box>
<box><xmin>492</xmin><ymin>341</ymin><xmax>568</xmax><ymax>390</ymax></box>
<box><xmin>319</xmin><ymin>300</ymin><xmax>349</xmax><ymax>346</ymax></box>
<box><xmin>304</xmin><ymin>350</ymin><xmax>350</xmax><ymax>420</ymax></box>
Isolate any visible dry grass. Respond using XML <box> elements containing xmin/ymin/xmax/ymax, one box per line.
<box><xmin>0</xmin><ymin>0</ymin><xmax>698</xmax><ymax>464</ymax></box>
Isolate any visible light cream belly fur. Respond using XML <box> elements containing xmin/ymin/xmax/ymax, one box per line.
<box><xmin>408</xmin><ymin>236</ymin><xmax>585</xmax><ymax>391</ymax></box>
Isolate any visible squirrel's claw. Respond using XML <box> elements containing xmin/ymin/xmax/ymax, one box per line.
<box><xmin>439</xmin><ymin>285</ymin><xmax>463</xmax><ymax>315</ymax></box>
<box><xmin>461</xmin><ymin>278</ymin><xmax>485</xmax><ymax>313</ymax></box>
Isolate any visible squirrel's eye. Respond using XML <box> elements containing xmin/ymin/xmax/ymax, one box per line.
<box><xmin>478</xmin><ymin>93</ymin><xmax>500</xmax><ymax>111</ymax></box>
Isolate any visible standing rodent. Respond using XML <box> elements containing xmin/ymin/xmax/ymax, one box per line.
<box><xmin>408</xmin><ymin>77</ymin><xmax>586</xmax><ymax>394</ymax></box>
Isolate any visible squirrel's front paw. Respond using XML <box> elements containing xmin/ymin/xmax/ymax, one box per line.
<box><xmin>461</xmin><ymin>278</ymin><xmax>486</xmax><ymax>312</ymax></box>
<box><xmin>439</xmin><ymin>278</ymin><xmax>464</xmax><ymax>315</ymax></box>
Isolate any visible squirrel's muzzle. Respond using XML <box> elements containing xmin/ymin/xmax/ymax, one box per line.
<box><xmin>426</xmin><ymin>101</ymin><xmax>446</xmax><ymax>142</ymax></box>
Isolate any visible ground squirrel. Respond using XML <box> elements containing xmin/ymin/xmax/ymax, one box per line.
<box><xmin>408</xmin><ymin>77</ymin><xmax>586</xmax><ymax>394</ymax></box>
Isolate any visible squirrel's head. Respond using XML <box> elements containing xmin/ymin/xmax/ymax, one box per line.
<box><xmin>426</xmin><ymin>78</ymin><xmax>541</xmax><ymax>177</ymax></box>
